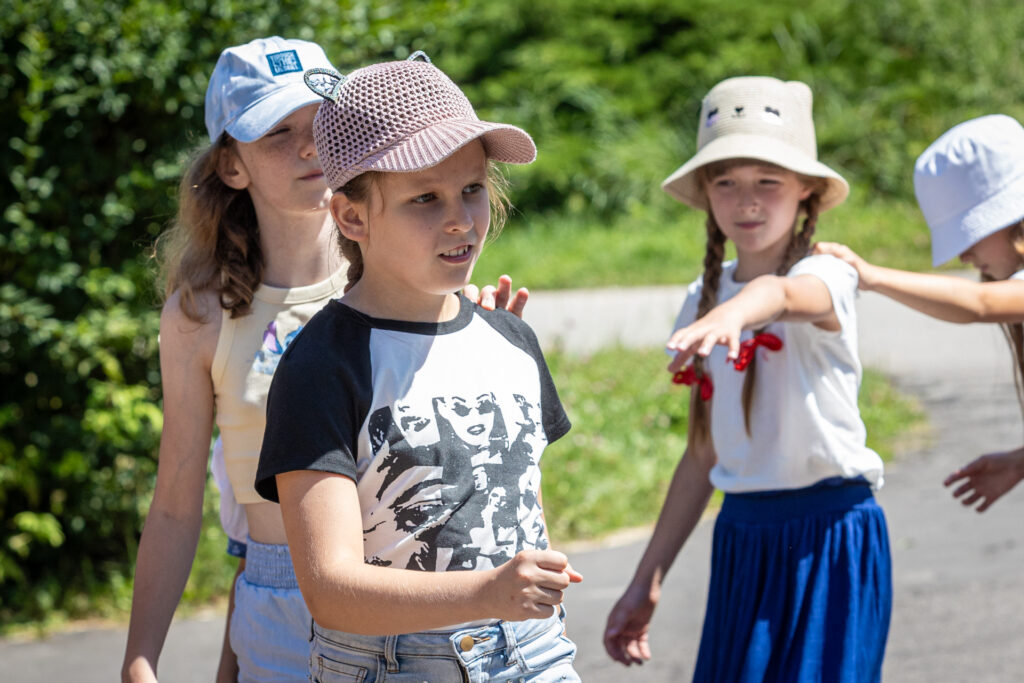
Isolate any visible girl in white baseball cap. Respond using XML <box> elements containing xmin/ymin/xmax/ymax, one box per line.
<box><xmin>606</xmin><ymin>75</ymin><xmax>892</xmax><ymax>681</ymax></box>
<box><xmin>816</xmin><ymin>114</ymin><xmax>1024</xmax><ymax>512</ymax></box>
<box><xmin>254</xmin><ymin>52</ymin><xmax>582</xmax><ymax>681</ymax></box>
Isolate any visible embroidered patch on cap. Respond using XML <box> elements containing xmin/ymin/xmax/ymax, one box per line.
<box><xmin>266</xmin><ymin>50</ymin><xmax>302</xmax><ymax>76</ymax></box>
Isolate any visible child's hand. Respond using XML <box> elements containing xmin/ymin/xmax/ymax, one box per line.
<box><xmin>489</xmin><ymin>549</ymin><xmax>581</xmax><ymax>621</ymax></box>
<box><xmin>666</xmin><ymin>309</ymin><xmax>744</xmax><ymax>373</ymax></box>
<box><xmin>464</xmin><ymin>274</ymin><xmax>529</xmax><ymax>318</ymax></box>
<box><xmin>603</xmin><ymin>581</ymin><xmax>656</xmax><ymax>666</ymax></box>
<box><xmin>944</xmin><ymin>448</ymin><xmax>1024</xmax><ymax>512</ymax></box>
<box><xmin>812</xmin><ymin>242</ymin><xmax>878</xmax><ymax>290</ymax></box>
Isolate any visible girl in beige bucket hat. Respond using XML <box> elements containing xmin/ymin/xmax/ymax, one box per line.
<box><xmin>816</xmin><ymin>113</ymin><xmax>1024</xmax><ymax>513</ymax></box>
<box><xmin>606</xmin><ymin>76</ymin><xmax>892</xmax><ymax>681</ymax></box>
<box><xmin>254</xmin><ymin>53</ymin><xmax>582</xmax><ymax>681</ymax></box>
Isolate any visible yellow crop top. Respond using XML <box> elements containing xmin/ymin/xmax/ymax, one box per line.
<box><xmin>211</xmin><ymin>270</ymin><xmax>347</xmax><ymax>504</ymax></box>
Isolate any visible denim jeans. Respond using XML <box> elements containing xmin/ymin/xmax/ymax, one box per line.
<box><xmin>310</xmin><ymin>606</ymin><xmax>579</xmax><ymax>682</ymax></box>
<box><xmin>230</xmin><ymin>538</ymin><xmax>312</xmax><ymax>683</ymax></box>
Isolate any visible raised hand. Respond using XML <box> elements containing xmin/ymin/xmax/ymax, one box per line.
<box><xmin>464</xmin><ymin>274</ymin><xmax>529</xmax><ymax>318</ymax></box>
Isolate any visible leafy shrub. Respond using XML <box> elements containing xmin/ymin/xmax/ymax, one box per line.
<box><xmin>1</xmin><ymin>0</ymin><xmax>1020</xmax><ymax>625</ymax></box>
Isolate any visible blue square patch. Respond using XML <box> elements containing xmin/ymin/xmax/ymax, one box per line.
<box><xmin>266</xmin><ymin>50</ymin><xmax>302</xmax><ymax>76</ymax></box>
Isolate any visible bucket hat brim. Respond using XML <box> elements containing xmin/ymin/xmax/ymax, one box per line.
<box><xmin>661</xmin><ymin>133</ymin><xmax>849</xmax><ymax>212</ymax></box>
<box><xmin>927</xmin><ymin>170</ymin><xmax>1024</xmax><ymax>266</ymax></box>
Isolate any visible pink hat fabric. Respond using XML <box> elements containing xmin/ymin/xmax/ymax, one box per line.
<box><xmin>661</xmin><ymin>76</ymin><xmax>849</xmax><ymax>212</ymax></box>
<box><xmin>306</xmin><ymin>55</ymin><xmax>536</xmax><ymax>190</ymax></box>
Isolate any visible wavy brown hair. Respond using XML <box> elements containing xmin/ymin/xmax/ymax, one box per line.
<box><xmin>335</xmin><ymin>161</ymin><xmax>511</xmax><ymax>292</ymax></box>
<box><xmin>687</xmin><ymin>161</ymin><xmax>826</xmax><ymax>444</ymax></box>
<box><xmin>154</xmin><ymin>134</ymin><xmax>263</xmax><ymax>322</ymax></box>
<box><xmin>985</xmin><ymin>220</ymin><xmax>1024</xmax><ymax>420</ymax></box>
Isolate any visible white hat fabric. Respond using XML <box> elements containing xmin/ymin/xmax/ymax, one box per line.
<box><xmin>306</xmin><ymin>54</ymin><xmax>536</xmax><ymax>190</ymax></box>
<box><xmin>204</xmin><ymin>36</ymin><xmax>335</xmax><ymax>143</ymax></box>
<box><xmin>661</xmin><ymin>76</ymin><xmax>849</xmax><ymax>212</ymax></box>
<box><xmin>914</xmin><ymin>114</ymin><xmax>1024</xmax><ymax>266</ymax></box>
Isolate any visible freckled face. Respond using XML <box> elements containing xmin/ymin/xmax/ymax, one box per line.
<box><xmin>959</xmin><ymin>225</ymin><xmax>1024</xmax><ymax>280</ymax></box>
<box><xmin>229</xmin><ymin>104</ymin><xmax>330</xmax><ymax>216</ymax></box>
<box><xmin>345</xmin><ymin>141</ymin><xmax>491</xmax><ymax>314</ymax></box>
<box><xmin>704</xmin><ymin>162</ymin><xmax>813</xmax><ymax>263</ymax></box>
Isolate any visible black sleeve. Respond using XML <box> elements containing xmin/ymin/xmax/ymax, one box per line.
<box><xmin>476</xmin><ymin>305</ymin><xmax>571</xmax><ymax>444</ymax></box>
<box><xmin>255</xmin><ymin>305</ymin><xmax>373</xmax><ymax>502</ymax></box>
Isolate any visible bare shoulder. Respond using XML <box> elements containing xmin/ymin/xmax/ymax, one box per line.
<box><xmin>159</xmin><ymin>288</ymin><xmax>222</xmax><ymax>371</ymax></box>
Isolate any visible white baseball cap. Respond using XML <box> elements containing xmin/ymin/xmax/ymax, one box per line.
<box><xmin>204</xmin><ymin>36</ymin><xmax>335</xmax><ymax>143</ymax></box>
<box><xmin>914</xmin><ymin>114</ymin><xmax>1024</xmax><ymax>266</ymax></box>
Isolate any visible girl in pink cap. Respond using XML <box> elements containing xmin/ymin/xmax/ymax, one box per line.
<box><xmin>605</xmin><ymin>76</ymin><xmax>891</xmax><ymax>682</ymax></box>
<box><xmin>122</xmin><ymin>39</ymin><xmax>525</xmax><ymax>683</ymax></box>
<box><xmin>254</xmin><ymin>53</ymin><xmax>582</xmax><ymax>682</ymax></box>
<box><xmin>816</xmin><ymin>114</ymin><xmax>1024</xmax><ymax>512</ymax></box>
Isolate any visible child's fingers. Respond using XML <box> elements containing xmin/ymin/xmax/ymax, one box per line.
<box><xmin>624</xmin><ymin>634</ymin><xmax>651</xmax><ymax>664</ymax></box>
<box><xmin>951</xmin><ymin>481</ymin><xmax>975</xmax><ymax>498</ymax></box>
<box><xmin>507</xmin><ymin>287</ymin><xmax>529</xmax><ymax>319</ymax></box>
<box><xmin>492</xmin><ymin>275</ymin><xmax>513</xmax><ymax>310</ymax></box>
<box><xmin>960</xmin><ymin>490</ymin><xmax>984</xmax><ymax>508</ymax></box>
<box><xmin>565</xmin><ymin>562</ymin><xmax>584</xmax><ymax>583</ymax></box>
<box><xmin>666</xmin><ymin>350</ymin><xmax>693</xmax><ymax>374</ymax></box>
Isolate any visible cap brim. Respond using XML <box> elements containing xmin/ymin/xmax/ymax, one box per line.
<box><xmin>358</xmin><ymin>119</ymin><xmax>537</xmax><ymax>176</ymax></box>
<box><xmin>661</xmin><ymin>134</ymin><xmax>849</xmax><ymax>212</ymax></box>
<box><xmin>929</xmin><ymin>171</ymin><xmax>1024</xmax><ymax>266</ymax></box>
<box><xmin>224</xmin><ymin>81</ymin><xmax>325</xmax><ymax>143</ymax></box>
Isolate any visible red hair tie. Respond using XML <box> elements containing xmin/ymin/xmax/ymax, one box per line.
<box><xmin>732</xmin><ymin>332</ymin><xmax>783</xmax><ymax>371</ymax></box>
<box><xmin>672</xmin><ymin>364</ymin><xmax>714</xmax><ymax>400</ymax></box>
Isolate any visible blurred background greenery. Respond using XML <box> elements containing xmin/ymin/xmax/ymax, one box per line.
<box><xmin>2</xmin><ymin>0</ymin><xmax>1019</xmax><ymax>630</ymax></box>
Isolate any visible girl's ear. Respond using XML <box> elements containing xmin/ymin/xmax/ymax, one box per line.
<box><xmin>217</xmin><ymin>147</ymin><xmax>251</xmax><ymax>190</ymax></box>
<box><xmin>331</xmin><ymin>193</ymin><xmax>369</xmax><ymax>242</ymax></box>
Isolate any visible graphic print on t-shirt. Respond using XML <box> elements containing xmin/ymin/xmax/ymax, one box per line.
<box><xmin>363</xmin><ymin>390</ymin><xmax>548</xmax><ymax>572</ymax></box>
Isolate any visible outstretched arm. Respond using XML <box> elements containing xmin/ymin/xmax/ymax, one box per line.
<box><xmin>944</xmin><ymin>446</ymin><xmax>1024</xmax><ymax>512</ymax></box>
<box><xmin>666</xmin><ymin>273</ymin><xmax>838</xmax><ymax>372</ymax></box>
<box><xmin>814</xmin><ymin>242</ymin><xmax>1024</xmax><ymax>323</ymax></box>
<box><xmin>603</xmin><ymin>438</ymin><xmax>716</xmax><ymax>666</ymax></box>
<box><xmin>277</xmin><ymin>470</ymin><xmax>581</xmax><ymax>635</ymax></box>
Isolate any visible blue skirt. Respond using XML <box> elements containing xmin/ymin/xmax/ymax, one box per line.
<box><xmin>693</xmin><ymin>478</ymin><xmax>892</xmax><ymax>683</ymax></box>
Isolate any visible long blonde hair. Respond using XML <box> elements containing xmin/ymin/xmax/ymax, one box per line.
<box><xmin>334</xmin><ymin>161</ymin><xmax>511</xmax><ymax>292</ymax></box>
<box><xmin>687</xmin><ymin>162</ymin><xmax>826</xmax><ymax>444</ymax></box>
<box><xmin>154</xmin><ymin>134</ymin><xmax>263</xmax><ymax>322</ymax></box>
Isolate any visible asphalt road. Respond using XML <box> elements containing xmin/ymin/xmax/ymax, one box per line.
<box><xmin>4</xmin><ymin>284</ymin><xmax>1023</xmax><ymax>682</ymax></box>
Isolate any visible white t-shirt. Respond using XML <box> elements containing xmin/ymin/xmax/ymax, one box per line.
<box><xmin>671</xmin><ymin>254</ymin><xmax>884</xmax><ymax>493</ymax></box>
<box><xmin>1010</xmin><ymin>269</ymin><xmax>1024</xmax><ymax>281</ymax></box>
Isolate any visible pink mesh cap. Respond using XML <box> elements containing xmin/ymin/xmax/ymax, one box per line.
<box><xmin>306</xmin><ymin>54</ymin><xmax>536</xmax><ymax>190</ymax></box>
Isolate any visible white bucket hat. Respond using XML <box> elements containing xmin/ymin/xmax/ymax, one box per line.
<box><xmin>305</xmin><ymin>52</ymin><xmax>536</xmax><ymax>190</ymax></box>
<box><xmin>204</xmin><ymin>36</ymin><xmax>336</xmax><ymax>143</ymax></box>
<box><xmin>914</xmin><ymin>114</ymin><xmax>1024</xmax><ymax>266</ymax></box>
<box><xmin>661</xmin><ymin>76</ymin><xmax>849</xmax><ymax>212</ymax></box>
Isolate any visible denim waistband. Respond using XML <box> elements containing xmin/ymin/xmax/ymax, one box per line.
<box><xmin>311</xmin><ymin>606</ymin><xmax>564</xmax><ymax>662</ymax></box>
<box><xmin>720</xmin><ymin>476</ymin><xmax>875</xmax><ymax>524</ymax></box>
<box><xmin>243</xmin><ymin>538</ymin><xmax>298</xmax><ymax>589</ymax></box>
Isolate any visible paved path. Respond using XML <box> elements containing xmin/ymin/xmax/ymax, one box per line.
<box><xmin>4</xmin><ymin>285</ymin><xmax>1024</xmax><ymax>681</ymax></box>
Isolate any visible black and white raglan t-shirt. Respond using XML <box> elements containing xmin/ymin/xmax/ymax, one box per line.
<box><xmin>256</xmin><ymin>295</ymin><xmax>570</xmax><ymax>574</ymax></box>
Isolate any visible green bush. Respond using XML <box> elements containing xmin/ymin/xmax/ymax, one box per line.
<box><xmin>1</xmin><ymin>0</ymin><xmax>1021</xmax><ymax>626</ymax></box>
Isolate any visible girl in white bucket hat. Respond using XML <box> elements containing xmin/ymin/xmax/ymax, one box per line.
<box><xmin>606</xmin><ymin>76</ymin><xmax>892</xmax><ymax>681</ymax></box>
<box><xmin>816</xmin><ymin>114</ymin><xmax>1024</xmax><ymax>512</ymax></box>
<box><xmin>254</xmin><ymin>53</ymin><xmax>582</xmax><ymax>681</ymax></box>
<box><xmin>122</xmin><ymin>39</ymin><xmax>527</xmax><ymax>683</ymax></box>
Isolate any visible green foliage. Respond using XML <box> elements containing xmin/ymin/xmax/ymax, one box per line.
<box><xmin>1</xmin><ymin>0</ymin><xmax>1014</xmax><ymax>625</ymax></box>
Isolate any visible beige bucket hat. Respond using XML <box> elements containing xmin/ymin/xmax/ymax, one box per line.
<box><xmin>661</xmin><ymin>76</ymin><xmax>849</xmax><ymax>212</ymax></box>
